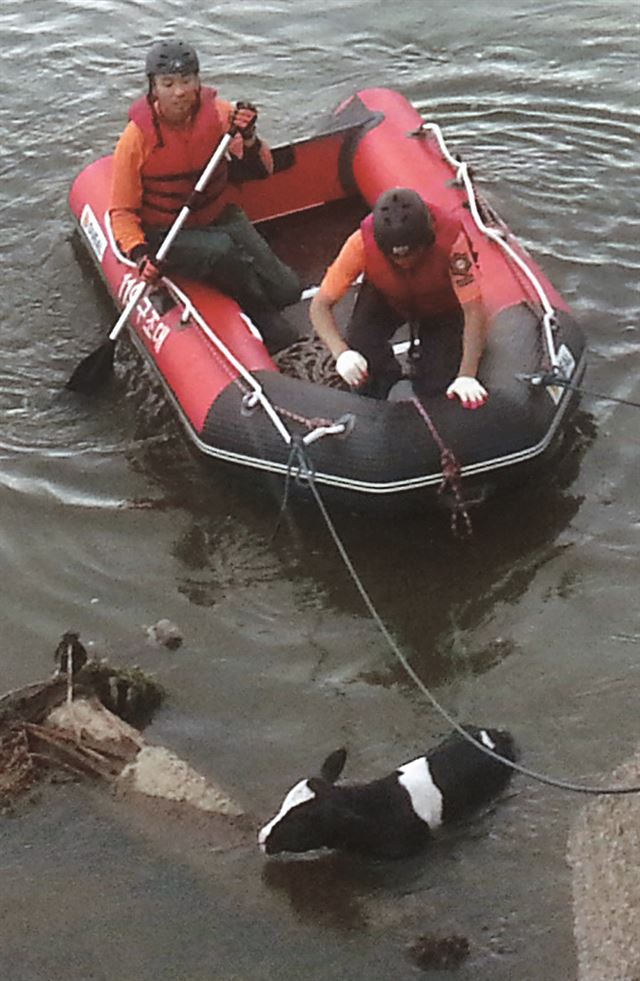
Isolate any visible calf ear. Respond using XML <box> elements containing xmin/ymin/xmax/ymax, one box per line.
<box><xmin>307</xmin><ymin>776</ymin><xmax>331</xmax><ymax>797</ymax></box>
<box><xmin>320</xmin><ymin>748</ymin><xmax>347</xmax><ymax>784</ymax></box>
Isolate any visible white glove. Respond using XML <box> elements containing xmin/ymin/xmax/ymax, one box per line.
<box><xmin>336</xmin><ymin>349</ymin><xmax>369</xmax><ymax>387</ymax></box>
<box><xmin>446</xmin><ymin>376</ymin><xmax>488</xmax><ymax>409</ymax></box>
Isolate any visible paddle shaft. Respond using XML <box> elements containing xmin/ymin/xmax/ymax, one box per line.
<box><xmin>108</xmin><ymin>130</ymin><xmax>234</xmax><ymax>343</ymax></box>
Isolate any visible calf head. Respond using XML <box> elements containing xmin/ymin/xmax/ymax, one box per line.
<box><xmin>258</xmin><ymin>748</ymin><xmax>365</xmax><ymax>855</ymax></box>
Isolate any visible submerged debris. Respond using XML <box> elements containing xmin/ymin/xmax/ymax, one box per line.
<box><xmin>0</xmin><ymin>726</ymin><xmax>39</xmax><ymax>810</ymax></box>
<box><xmin>1</xmin><ymin>643</ymin><xmax>244</xmax><ymax>834</ymax></box>
<box><xmin>407</xmin><ymin>933</ymin><xmax>470</xmax><ymax>971</ymax></box>
<box><xmin>0</xmin><ymin>656</ymin><xmax>165</xmax><ymax>810</ymax></box>
<box><xmin>145</xmin><ymin>618</ymin><xmax>183</xmax><ymax>651</ymax></box>
<box><xmin>79</xmin><ymin>661</ymin><xmax>166</xmax><ymax>727</ymax></box>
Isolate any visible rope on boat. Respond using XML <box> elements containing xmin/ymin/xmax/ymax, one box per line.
<box><xmin>105</xmin><ymin>210</ymin><xmax>299</xmax><ymax>447</ymax></box>
<box><xmin>132</xmin><ymin>277</ymin><xmax>353</xmax><ymax>448</ymax></box>
<box><xmin>158</xmin><ymin>280</ymin><xmax>298</xmax><ymax>444</ymax></box>
<box><xmin>410</xmin><ymin>397</ymin><xmax>472</xmax><ymax>537</ymax></box>
<box><xmin>291</xmin><ymin>467</ymin><xmax>640</xmax><ymax>796</ymax></box>
<box><xmin>105</xmin><ymin>212</ymin><xmax>354</xmax><ymax>448</ymax></box>
<box><xmin>158</xmin><ymin>285</ymin><xmax>355</xmax><ymax>447</ymax></box>
<box><xmin>127</xmin><ymin>270</ymin><xmax>355</xmax><ymax>446</ymax></box>
<box><xmin>412</xmin><ymin>122</ymin><xmax>562</xmax><ymax>371</ymax></box>
<box><xmin>269</xmin><ymin>436</ymin><xmax>317</xmax><ymax>543</ymax></box>
<box><xmin>518</xmin><ymin>371</ymin><xmax>640</xmax><ymax>409</ymax></box>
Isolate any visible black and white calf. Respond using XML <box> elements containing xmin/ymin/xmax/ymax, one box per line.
<box><xmin>258</xmin><ymin>727</ymin><xmax>517</xmax><ymax>859</ymax></box>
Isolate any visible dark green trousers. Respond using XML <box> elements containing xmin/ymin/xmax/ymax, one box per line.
<box><xmin>146</xmin><ymin>204</ymin><xmax>302</xmax><ymax>319</ymax></box>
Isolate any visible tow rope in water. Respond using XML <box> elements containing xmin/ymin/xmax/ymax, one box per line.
<box><xmin>281</xmin><ymin>447</ymin><xmax>640</xmax><ymax>796</ymax></box>
<box><xmin>520</xmin><ymin>372</ymin><xmax>640</xmax><ymax>410</ymax></box>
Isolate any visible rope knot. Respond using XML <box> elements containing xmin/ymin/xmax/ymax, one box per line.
<box><xmin>411</xmin><ymin>397</ymin><xmax>472</xmax><ymax>537</ymax></box>
<box><xmin>439</xmin><ymin>447</ymin><xmax>460</xmax><ymax>484</ymax></box>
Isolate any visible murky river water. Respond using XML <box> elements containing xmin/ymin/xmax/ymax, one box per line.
<box><xmin>1</xmin><ymin>1</ymin><xmax>638</xmax><ymax>978</ymax></box>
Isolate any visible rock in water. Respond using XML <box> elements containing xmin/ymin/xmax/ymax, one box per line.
<box><xmin>145</xmin><ymin>619</ymin><xmax>183</xmax><ymax>650</ymax></box>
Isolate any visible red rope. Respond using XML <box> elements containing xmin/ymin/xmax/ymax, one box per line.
<box><xmin>411</xmin><ymin>397</ymin><xmax>472</xmax><ymax>536</ymax></box>
<box><xmin>269</xmin><ymin>404</ymin><xmax>335</xmax><ymax>430</ymax></box>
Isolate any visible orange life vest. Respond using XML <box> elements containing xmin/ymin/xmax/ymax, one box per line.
<box><xmin>129</xmin><ymin>86</ymin><xmax>228</xmax><ymax>228</ymax></box>
<box><xmin>361</xmin><ymin>206</ymin><xmax>463</xmax><ymax>318</ymax></box>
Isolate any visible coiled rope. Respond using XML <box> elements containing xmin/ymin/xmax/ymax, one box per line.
<box><xmin>285</xmin><ymin>447</ymin><xmax>640</xmax><ymax>796</ymax></box>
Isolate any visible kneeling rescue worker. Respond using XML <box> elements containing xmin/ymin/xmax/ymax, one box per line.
<box><xmin>310</xmin><ymin>187</ymin><xmax>489</xmax><ymax>408</ymax></box>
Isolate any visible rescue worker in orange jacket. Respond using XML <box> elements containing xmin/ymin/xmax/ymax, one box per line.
<box><xmin>109</xmin><ymin>39</ymin><xmax>301</xmax><ymax>353</ymax></box>
<box><xmin>310</xmin><ymin>187</ymin><xmax>488</xmax><ymax>407</ymax></box>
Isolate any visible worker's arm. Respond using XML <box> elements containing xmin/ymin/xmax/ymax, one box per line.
<box><xmin>309</xmin><ymin>288</ymin><xmax>349</xmax><ymax>359</ymax></box>
<box><xmin>446</xmin><ymin>233</ymin><xmax>489</xmax><ymax>408</ymax></box>
<box><xmin>447</xmin><ymin>299</ymin><xmax>489</xmax><ymax>408</ymax></box>
<box><xmin>310</xmin><ymin>232</ymin><xmax>369</xmax><ymax>386</ymax></box>
<box><xmin>458</xmin><ymin>298</ymin><xmax>487</xmax><ymax>378</ymax></box>
<box><xmin>109</xmin><ymin>122</ymin><xmax>148</xmax><ymax>255</ymax></box>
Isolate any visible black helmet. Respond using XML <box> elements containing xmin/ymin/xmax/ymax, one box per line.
<box><xmin>373</xmin><ymin>188</ymin><xmax>435</xmax><ymax>254</ymax></box>
<box><xmin>145</xmin><ymin>40</ymin><xmax>199</xmax><ymax>78</ymax></box>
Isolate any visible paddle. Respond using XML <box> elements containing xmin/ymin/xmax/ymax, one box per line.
<box><xmin>66</xmin><ymin>129</ymin><xmax>235</xmax><ymax>393</ymax></box>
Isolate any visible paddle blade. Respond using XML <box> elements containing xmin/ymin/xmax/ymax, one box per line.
<box><xmin>66</xmin><ymin>339</ymin><xmax>116</xmax><ymax>393</ymax></box>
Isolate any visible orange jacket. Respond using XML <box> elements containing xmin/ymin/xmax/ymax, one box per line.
<box><xmin>360</xmin><ymin>207</ymin><xmax>467</xmax><ymax>318</ymax></box>
<box><xmin>321</xmin><ymin>215</ymin><xmax>480</xmax><ymax>314</ymax></box>
<box><xmin>110</xmin><ymin>89</ymin><xmax>241</xmax><ymax>255</ymax></box>
<box><xmin>128</xmin><ymin>86</ymin><xmax>228</xmax><ymax>229</ymax></box>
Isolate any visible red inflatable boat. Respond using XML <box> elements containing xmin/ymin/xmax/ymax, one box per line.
<box><xmin>68</xmin><ymin>87</ymin><xmax>586</xmax><ymax>511</ymax></box>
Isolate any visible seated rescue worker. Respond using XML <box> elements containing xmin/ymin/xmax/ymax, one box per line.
<box><xmin>109</xmin><ymin>39</ymin><xmax>301</xmax><ymax>353</ymax></box>
<box><xmin>310</xmin><ymin>187</ymin><xmax>488</xmax><ymax>407</ymax></box>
